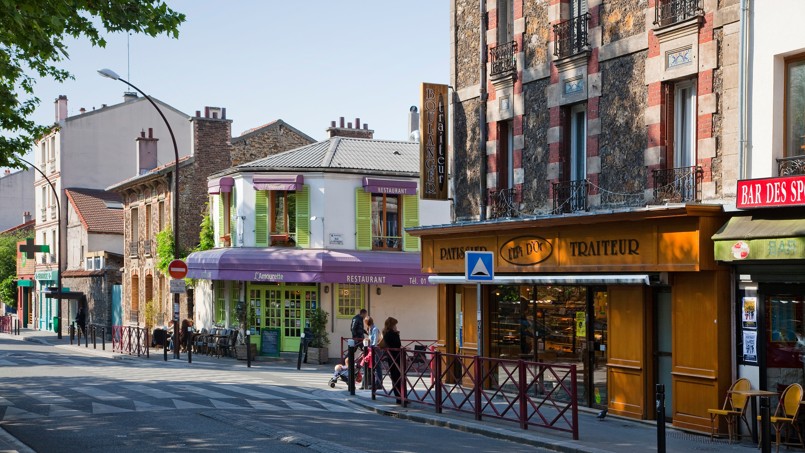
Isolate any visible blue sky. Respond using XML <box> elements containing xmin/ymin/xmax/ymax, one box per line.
<box><xmin>9</xmin><ymin>1</ymin><xmax>448</xmax><ymax>167</ymax></box>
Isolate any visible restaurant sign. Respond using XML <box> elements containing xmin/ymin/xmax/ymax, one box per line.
<box><xmin>420</xmin><ymin>82</ymin><xmax>449</xmax><ymax>200</ymax></box>
<box><xmin>737</xmin><ymin>175</ymin><xmax>805</xmax><ymax>208</ymax></box>
<box><xmin>714</xmin><ymin>237</ymin><xmax>805</xmax><ymax>261</ymax></box>
<box><xmin>500</xmin><ymin>236</ymin><xmax>553</xmax><ymax>265</ymax></box>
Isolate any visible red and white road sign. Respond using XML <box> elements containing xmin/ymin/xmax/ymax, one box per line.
<box><xmin>168</xmin><ymin>259</ymin><xmax>188</xmax><ymax>279</ymax></box>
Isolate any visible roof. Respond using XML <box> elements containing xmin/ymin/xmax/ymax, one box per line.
<box><xmin>64</xmin><ymin>96</ymin><xmax>190</xmax><ymax>124</ymax></box>
<box><xmin>106</xmin><ymin>155</ymin><xmax>193</xmax><ymax>192</ymax></box>
<box><xmin>0</xmin><ymin>219</ymin><xmax>35</xmax><ymax>235</ymax></box>
<box><xmin>64</xmin><ymin>188</ymin><xmax>124</xmax><ymax>234</ymax></box>
<box><xmin>232</xmin><ymin>137</ymin><xmax>419</xmax><ymax>175</ymax></box>
<box><xmin>233</xmin><ymin>119</ymin><xmax>316</xmax><ymax>144</ymax></box>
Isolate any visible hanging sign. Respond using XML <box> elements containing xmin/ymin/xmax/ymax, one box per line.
<box><xmin>420</xmin><ymin>82</ymin><xmax>449</xmax><ymax>200</ymax></box>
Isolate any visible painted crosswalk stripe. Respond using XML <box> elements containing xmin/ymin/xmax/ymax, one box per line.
<box><xmin>213</xmin><ymin>384</ymin><xmax>277</xmax><ymax>399</ymax></box>
<box><xmin>92</xmin><ymin>403</ymin><xmax>133</xmax><ymax>414</ymax></box>
<box><xmin>134</xmin><ymin>400</ymin><xmax>172</xmax><ymax>411</ymax></box>
<box><xmin>2</xmin><ymin>407</ymin><xmax>41</xmax><ymax>421</ymax></box>
<box><xmin>172</xmin><ymin>385</ymin><xmax>236</xmax><ymax>399</ymax></box>
<box><xmin>73</xmin><ymin>386</ymin><xmax>126</xmax><ymax>401</ymax></box>
<box><xmin>282</xmin><ymin>400</ymin><xmax>323</xmax><ymax>411</ymax></box>
<box><xmin>210</xmin><ymin>399</ymin><xmax>243</xmax><ymax>409</ymax></box>
<box><xmin>48</xmin><ymin>404</ymin><xmax>83</xmax><ymax>417</ymax></box>
<box><xmin>248</xmin><ymin>400</ymin><xmax>284</xmax><ymax>411</ymax></box>
<box><xmin>124</xmin><ymin>385</ymin><xmax>181</xmax><ymax>399</ymax></box>
<box><xmin>314</xmin><ymin>400</ymin><xmax>355</xmax><ymax>413</ymax></box>
<box><xmin>172</xmin><ymin>399</ymin><xmax>210</xmax><ymax>409</ymax></box>
<box><xmin>0</xmin><ymin>396</ymin><xmax>13</xmax><ymax>405</ymax></box>
<box><xmin>22</xmin><ymin>389</ymin><xmax>71</xmax><ymax>404</ymax></box>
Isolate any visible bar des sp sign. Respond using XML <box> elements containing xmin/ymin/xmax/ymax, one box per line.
<box><xmin>737</xmin><ymin>175</ymin><xmax>805</xmax><ymax>208</ymax></box>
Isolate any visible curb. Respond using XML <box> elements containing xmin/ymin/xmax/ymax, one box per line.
<box><xmin>348</xmin><ymin>398</ymin><xmax>613</xmax><ymax>453</ymax></box>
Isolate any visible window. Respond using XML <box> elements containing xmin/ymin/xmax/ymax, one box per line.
<box><xmin>497</xmin><ymin>0</ymin><xmax>514</xmax><ymax>44</ymax></box>
<box><xmin>131</xmin><ymin>207</ymin><xmax>139</xmax><ymax>241</ymax></box>
<box><xmin>158</xmin><ymin>201</ymin><xmax>165</xmax><ymax>231</ymax></box>
<box><xmin>497</xmin><ymin>121</ymin><xmax>514</xmax><ymax>191</ymax></box>
<box><xmin>255</xmin><ymin>185</ymin><xmax>309</xmax><ymax>248</ymax></box>
<box><xmin>336</xmin><ymin>284</ymin><xmax>364</xmax><ymax>319</ymax></box>
<box><xmin>371</xmin><ymin>194</ymin><xmax>401</xmax><ymax>250</ymax></box>
<box><xmin>145</xmin><ymin>204</ymin><xmax>152</xmax><ymax>241</ymax></box>
<box><xmin>94</xmin><ymin>256</ymin><xmax>101</xmax><ymax>270</ymax></box>
<box><xmin>214</xmin><ymin>283</ymin><xmax>227</xmax><ymax>325</ymax></box>
<box><xmin>766</xmin><ymin>294</ymin><xmax>805</xmax><ymax>368</ymax></box>
<box><xmin>86</xmin><ymin>257</ymin><xmax>92</xmax><ymax>270</ymax></box>
<box><xmin>673</xmin><ymin>80</ymin><xmax>696</xmax><ymax>168</ymax></box>
<box><xmin>271</xmin><ymin>191</ymin><xmax>296</xmax><ymax>245</ymax></box>
<box><xmin>569</xmin><ymin>103</ymin><xmax>587</xmax><ymax>182</ymax></box>
<box><xmin>785</xmin><ymin>56</ymin><xmax>805</xmax><ymax>157</ymax></box>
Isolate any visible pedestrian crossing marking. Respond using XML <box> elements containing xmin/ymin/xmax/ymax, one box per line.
<box><xmin>315</xmin><ymin>401</ymin><xmax>354</xmax><ymax>413</ymax></box>
<box><xmin>48</xmin><ymin>404</ymin><xmax>83</xmax><ymax>417</ymax></box>
<box><xmin>92</xmin><ymin>403</ymin><xmax>132</xmax><ymax>414</ymax></box>
<box><xmin>2</xmin><ymin>407</ymin><xmax>40</xmax><ymax>421</ymax></box>
<box><xmin>22</xmin><ymin>389</ymin><xmax>71</xmax><ymax>404</ymax></box>
<box><xmin>173</xmin><ymin>385</ymin><xmax>235</xmax><ymax>399</ymax></box>
<box><xmin>73</xmin><ymin>387</ymin><xmax>126</xmax><ymax>401</ymax></box>
<box><xmin>214</xmin><ymin>384</ymin><xmax>276</xmax><ymax>399</ymax></box>
<box><xmin>210</xmin><ymin>399</ymin><xmax>243</xmax><ymax>409</ymax></box>
<box><xmin>0</xmin><ymin>396</ymin><xmax>13</xmax><ymax>405</ymax></box>
<box><xmin>172</xmin><ymin>399</ymin><xmax>209</xmax><ymax>410</ymax></box>
<box><xmin>282</xmin><ymin>400</ymin><xmax>324</xmax><ymax>411</ymax></box>
<box><xmin>124</xmin><ymin>384</ymin><xmax>181</xmax><ymax>399</ymax></box>
<box><xmin>133</xmin><ymin>400</ymin><xmax>172</xmax><ymax>411</ymax></box>
<box><xmin>248</xmin><ymin>400</ymin><xmax>284</xmax><ymax>411</ymax></box>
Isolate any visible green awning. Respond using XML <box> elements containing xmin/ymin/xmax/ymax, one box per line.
<box><xmin>713</xmin><ymin>216</ymin><xmax>805</xmax><ymax>262</ymax></box>
<box><xmin>16</xmin><ymin>279</ymin><xmax>33</xmax><ymax>287</ymax></box>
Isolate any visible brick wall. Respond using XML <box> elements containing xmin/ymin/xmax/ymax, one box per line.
<box><xmin>230</xmin><ymin>121</ymin><xmax>314</xmax><ymax>166</ymax></box>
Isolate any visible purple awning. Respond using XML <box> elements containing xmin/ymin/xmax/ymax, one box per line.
<box><xmin>208</xmin><ymin>177</ymin><xmax>234</xmax><ymax>194</ymax></box>
<box><xmin>253</xmin><ymin>174</ymin><xmax>303</xmax><ymax>191</ymax></box>
<box><xmin>187</xmin><ymin>248</ymin><xmax>431</xmax><ymax>286</ymax></box>
<box><xmin>362</xmin><ymin>177</ymin><xmax>417</xmax><ymax>195</ymax></box>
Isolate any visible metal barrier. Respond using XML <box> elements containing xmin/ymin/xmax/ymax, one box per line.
<box><xmin>340</xmin><ymin>337</ymin><xmax>438</xmax><ymax>358</ymax></box>
<box><xmin>111</xmin><ymin>325</ymin><xmax>149</xmax><ymax>357</ymax></box>
<box><xmin>369</xmin><ymin>346</ymin><xmax>579</xmax><ymax>439</ymax></box>
<box><xmin>0</xmin><ymin>315</ymin><xmax>16</xmax><ymax>334</ymax></box>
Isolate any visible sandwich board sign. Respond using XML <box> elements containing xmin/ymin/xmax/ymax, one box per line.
<box><xmin>465</xmin><ymin>251</ymin><xmax>494</xmax><ymax>282</ymax></box>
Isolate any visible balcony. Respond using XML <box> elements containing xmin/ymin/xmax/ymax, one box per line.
<box><xmin>490</xmin><ymin>40</ymin><xmax>518</xmax><ymax>80</ymax></box>
<box><xmin>49</xmin><ymin>205</ymin><xmax>57</xmax><ymax>220</ymax></box>
<box><xmin>142</xmin><ymin>239</ymin><xmax>153</xmax><ymax>257</ymax></box>
<box><xmin>489</xmin><ymin>187</ymin><xmax>520</xmax><ymax>219</ymax></box>
<box><xmin>47</xmin><ymin>159</ymin><xmax>56</xmax><ymax>174</ymax></box>
<box><xmin>553</xmin><ymin>180</ymin><xmax>588</xmax><ymax>214</ymax></box>
<box><xmin>652</xmin><ymin>166</ymin><xmax>702</xmax><ymax>203</ymax></box>
<box><xmin>553</xmin><ymin>13</ymin><xmax>590</xmax><ymax>60</ymax></box>
<box><xmin>777</xmin><ymin>155</ymin><xmax>805</xmax><ymax>176</ymax></box>
<box><xmin>40</xmin><ymin>208</ymin><xmax>47</xmax><ymax>222</ymax></box>
<box><xmin>654</xmin><ymin>0</ymin><xmax>702</xmax><ymax>28</ymax></box>
<box><xmin>127</xmin><ymin>241</ymin><xmax>139</xmax><ymax>258</ymax></box>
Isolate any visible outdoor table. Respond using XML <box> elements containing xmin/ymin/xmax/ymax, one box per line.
<box><xmin>730</xmin><ymin>389</ymin><xmax>778</xmax><ymax>444</ymax></box>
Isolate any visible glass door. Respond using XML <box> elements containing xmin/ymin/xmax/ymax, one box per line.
<box><xmin>655</xmin><ymin>288</ymin><xmax>673</xmax><ymax>419</ymax></box>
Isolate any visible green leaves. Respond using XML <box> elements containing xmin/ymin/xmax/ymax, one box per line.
<box><xmin>0</xmin><ymin>0</ymin><xmax>185</xmax><ymax>167</ymax></box>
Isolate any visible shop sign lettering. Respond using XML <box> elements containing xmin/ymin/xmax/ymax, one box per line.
<box><xmin>439</xmin><ymin>245</ymin><xmax>488</xmax><ymax>260</ymax></box>
<box><xmin>569</xmin><ymin>239</ymin><xmax>640</xmax><ymax>257</ymax></box>
<box><xmin>254</xmin><ymin>272</ymin><xmax>284</xmax><ymax>282</ymax></box>
<box><xmin>737</xmin><ymin>175</ymin><xmax>805</xmax><ymax>208</ymax></box>
<box><xmin>346</xmin><ymin>275</ymin><xmax>387</xmax><ymax>284</ymax></box>
<box><xmin>500</xmin><ymin>236</ymin><xmax>553</xmax><ymax>265</ymax></box>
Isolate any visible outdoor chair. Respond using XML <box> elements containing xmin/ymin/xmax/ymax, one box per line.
<box><xmin>206</xmin><ymin>328</ymin><xmax>221</xmax><ymax>356</ymax></box>
<box><xmin>708</xmin><ymin>377</ymin><xmax>751</xmax><ymax>443</ymax></box>
<box><xmin>758</xmin><ymin>383</ymin><xmax>804</xmax><ymax>452</ymax></box>
<box><xmin>193</xmin><ymin>328</ymin><xmax>209</xmax><ymax>354</ymax></box>
<box><xmin>216</xmin><ymin>329</ymin><xmax>237</xmax><ymax>358</ymax></box>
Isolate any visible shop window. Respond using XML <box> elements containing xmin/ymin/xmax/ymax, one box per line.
<box><xmin>336</xmin><ymin>284</ymin><xmax>364</xmax><ymax>319</ymax></box>
<box><xmin>355</xmin><ymin>189</ymin><xmax>419</xmax><ymax>252</ymax></box>
<box><xmin>785</xmin><ymin>55</ymin><xmax>805</xmax><ymax>157</ymax></box>
<box><xmin>214</xmin><ymin>284</ymin><xmax>226</xmax><ymax>325</ymax></box>
<box><xmin>255</xmin><ymin>185</ymin><xmax>310</xmax><ymax>247</ymax></box>
<box><xmin>766</xmin><ymin>295</ymin><xmax>805</xmax><ymax>369</ymax></box>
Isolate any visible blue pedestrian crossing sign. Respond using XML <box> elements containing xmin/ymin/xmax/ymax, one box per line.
<box><xmin>465</xmin><ymin>251</ymin><xmax>494</xmax><ymax>282</ymax></box>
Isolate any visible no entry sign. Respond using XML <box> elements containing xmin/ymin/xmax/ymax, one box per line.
<box><xmin>168</xmin><ymin>259</ymin><xmax>188</xmax><ymax>279</ymax></box>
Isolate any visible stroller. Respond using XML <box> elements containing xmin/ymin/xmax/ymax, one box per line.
<box><xmin>327</xmin><ymin>348</ymin><xmax>367</xmax><ymax>388</ymax></box>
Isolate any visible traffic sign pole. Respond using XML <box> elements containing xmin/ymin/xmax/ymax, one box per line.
<box><xmin>167</xmin><ymin>259</ymin><xmax>187</xmax><ymax>360</ymax></box>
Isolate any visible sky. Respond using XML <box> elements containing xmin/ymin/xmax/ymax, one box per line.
<box><xmin>6</xmin><ymin>1</ymin><xmax>449</xmax><ymax>169</ymax></box>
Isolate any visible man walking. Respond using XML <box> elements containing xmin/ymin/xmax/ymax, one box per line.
<box><xmin>351</xmin><ymin>309</ymin><xmax>367</xmax><ymax>341</ymax></box>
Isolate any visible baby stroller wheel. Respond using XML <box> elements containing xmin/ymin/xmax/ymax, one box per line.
<box><xmin>328</xmin><ymin>378</ymin><xmax>336</xmax><ymax>388</ymax></box>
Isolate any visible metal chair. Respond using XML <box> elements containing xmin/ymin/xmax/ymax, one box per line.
<box><xmin>758</xmin><ymin>383</ymin><xmax>804</xmax><ymax>452</ymax></box>
<box><xmin>707</xmin><ymin>378</ymin><xmax>751</xmax><ymax>443</ymax></box>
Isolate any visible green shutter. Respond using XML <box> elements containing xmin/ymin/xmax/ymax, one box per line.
<box><xmin>402</xmin><ymin>194</ymin><xmax>420</xmax><ymax>251</ymax></box>
<box><xmin>295</xmin><ymin>185</ymin><xmax>310</xmax><ymax>248</ymax></box>
<box><xmin>355</xmin><ymin>188</ymin><xmax>372</xmax><ymax>250</ymax></box>
<box><xmin>255</xmin><ymin>191</ymin><xmax>268</xmax><ymax>247</ymax></box>
<box><xmin>230</xmin><ymin>187</ymin><xmax>237</xmax><ymax>242</ymax></box>
<box><xmin>217</xmin><ymin>194</ymin><xmax>224</xmax><ymax>246</ymax></box>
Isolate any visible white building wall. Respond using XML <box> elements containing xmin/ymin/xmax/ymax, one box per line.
<box><xmin>748</xmin><ymin>1</ymin><xmax>805</xmax><ymax>178</ymax></box>
<box><xmin>87</xmin><ymin>234</ymin><xmax>124</xmax><ymax>258</ymax></box>
<box><xmin>0</xmin><ymin>168</ymin><xmax>34</xmax><ymax>232</ymax></box>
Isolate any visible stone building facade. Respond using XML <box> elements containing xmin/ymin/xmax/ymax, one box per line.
<box><xmin>230</xmin><ymin>119</ymin><xmax>315</xmax><ymax>166</ymax></box>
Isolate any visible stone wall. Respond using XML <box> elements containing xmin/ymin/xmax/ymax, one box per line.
<box><xmin>523</xmin><ymin>0</ymin><xmax>550</xmax><ymax>71</ymax></box>
<box><xmin>521</xmin><ymin>79</ymin><xmax>551</xmax><ymax>213</ymax></box>
<box><xmin>455</xmin><ymin>0</ymin><xmax>480</xmax><ymax>90</ymax></box>
<box><xmin>452</xmin><ymin>97</ymin><xmax>482</xmax><ymax>219</ymax></box>
<box><xmin>598</xmin><ymin>52</ymin><xmax>649</xmax><ymax>197</ymax></box>
<box><xmin>231</xmin><ymin>122</ymin><xmax>314</xmax><ymax>166</ymax></box>
<box><xmin>601</xmin><ymin>0</ymin><xmax>646</xmax><ymax>46</ymax></box>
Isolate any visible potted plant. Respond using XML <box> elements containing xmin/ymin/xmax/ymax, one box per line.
<box><xmin>307</xmin><ymin>307</ymin><xmax>330</xmax><ymax>364</ymax></box>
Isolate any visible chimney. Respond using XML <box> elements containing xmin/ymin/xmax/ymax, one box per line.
<box><xmin>202</xmin><ymin>106</ymin><xmax>225</xmax><ymax>120</ymax></box>
<box><xmin>136</xmin><ymin>128</ymin><xmax>159</xmax><ymax>175</ymax></box>
<box><xmin>23</xmin><ymin>211</ymin><xmax>32</xmax><ymax>223</ymax></box>
<box><xmin>123</xmin><ymin>91</ymin><xmax>138</xmax><ymax>102</ymax></box>
<box><xmin>55</xmin><ymin>95</ymin><xmax>68</xmax><ymax>122</ymax></box>
<box><xmin>408</xmin><ymin>106</ymin><xmax>420</xmax><ymax>142</ymax></box>
<box><xmin>326</xmin><ymin>115</ymin><xmax>374</xmax><ymax>139</ymax></box>
<box><xmin>3</xmin><ymin>169</ymin><xmax>9</xmax><ymax>176</ymax></box>
<box><xmin>79</xmin><ymin>108</ymin><xmax>86</xmax><ymax>114</ymax></box>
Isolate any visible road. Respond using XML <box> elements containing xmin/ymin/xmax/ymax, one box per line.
<box><xmin>0</xmin><ymin>338</ymin><xmax>549</xmax><ymax>452</ymax></box>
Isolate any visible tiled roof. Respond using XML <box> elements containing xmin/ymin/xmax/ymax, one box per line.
<box><xmin>236</xmin><ymin>137</ymin><xmax>419</xmax><ymax>174</ymax></box>
<box><xmin>65</xmin><ymin>188</ymin><xmax>124</xmax><ymax>234</ymax></box>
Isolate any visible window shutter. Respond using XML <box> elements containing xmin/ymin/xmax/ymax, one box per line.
<box><xmin>217</xmin><ymin>194</ymin><xmax>225</xmax><ymax>246</ymax></box>
<box><xmin>230</xmin><ymin>187</ymin><xmax>237</xmax><ymax>244</ymax></box>
<box><xmin>255</xmin><ymin>191</ymin><xmax>268</xmax><ymax>247</ymax></box>
<box><xmin>295</xmin><ymin>185</ymin><xmax>310</xmax><ymax>248</ymax></box>
<box><xmin>355</xmin><ymin>188</ymin><xmax>372</xmax><ymax>250</ymax></box>
<box><xmin>402</xmin><ymin>194</ymin><xmax>420</xmax><ymax>251</ymax></box>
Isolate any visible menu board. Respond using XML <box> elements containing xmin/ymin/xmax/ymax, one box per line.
<box><xmin>261</xmin><ymin>328</ymin><xmax>280</xmax><ymax>357</ymax></box>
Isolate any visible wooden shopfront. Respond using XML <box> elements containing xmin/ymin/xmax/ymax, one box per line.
<box><xmin>410</xmin><ymin>205</ymin><xmax>731</xmax><ymax>432</ymax></box>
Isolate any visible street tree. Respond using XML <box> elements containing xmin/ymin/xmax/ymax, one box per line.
<box><xmin>0</xmin><ymin>0</ymin><xmax>185</xmax><ymax>168</ymax></box>
<box><xmin>0</xmin><ymin>230</ymin><xmax>26</xmax><ymax>307</ymax></box>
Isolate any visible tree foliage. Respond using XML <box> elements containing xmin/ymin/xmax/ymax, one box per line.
<box><xmin>196</xmin><ymin>205</ymin><xmax>215</xmax><ymax>252</ymax></box>
<box><xmin>0</xmin><ymin>0</ymin><xmax>185</xmax><ymax>168</ymax></box>
<box><xmin>0</xmin><ymin>230</ymin><xmax>27</xmax><ymax>307</ymax></box>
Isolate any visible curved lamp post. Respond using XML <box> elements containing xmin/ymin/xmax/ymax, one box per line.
<box><xmin>15</xmin><ymin>156</ymin><xmax>63</xmax><ymax>339</ymax></box>
<box><xmin>98</xmin><ymin>68</ymin><xmax>181</xmax><ymax>359</ymax></box>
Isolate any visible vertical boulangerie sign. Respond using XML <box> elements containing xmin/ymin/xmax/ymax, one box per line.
<box><xmin>420</xmin><ymin>83</ymin><xmax>449</xmax><ymax>200</ymax></box>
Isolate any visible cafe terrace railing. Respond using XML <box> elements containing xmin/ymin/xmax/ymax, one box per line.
<box><xmin>112</xmin><ymin>325</ymin><xmax>150</xmax><ymax>357</ymax></box>
<box><xmin>368</xmin><ymin>346</ymin><xmax>579</xmax><ymax>439</ymax></box>
<box><xmin>340</xmin><ymin>337</ymin><xmax>439</xmax><ymax>358</ymax></box>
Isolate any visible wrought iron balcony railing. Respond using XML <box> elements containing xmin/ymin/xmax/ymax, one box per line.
<box><xmin>490</xmin><ymin>40</ymin><xmax>518</xmax><ymax>78</ymax></box>
<box><xmin>777</xmin><ymin>155</ymin><xmax>805</xmax><ymax>176</ymax></box>
<box><xmin>553</xmin><ymin>179</ymin><xmax>588</xmax><ymax>214</ymax></box>
<box><xmin>654</xmin><ymin>0</ymin><xmax>702</xmax><ymax>27</ymax></box>
<box><xmin>553</xmin><ymin>13</ymin><xmax>590</xmax><ymax>59</ymax></box>
<box><xmin>127</xmin><ymin>241</ymin><xmax>139</xmax><ymax>258</ymax></box>
<box><xmin>489</xmin><ymin>187</ymin><xmax>520</xmax><ymax>219</ymax></box>
<box><xmin>652</xmin><ymin>166</ymin><xmax>702</xmax><ymax>203</ymax></box>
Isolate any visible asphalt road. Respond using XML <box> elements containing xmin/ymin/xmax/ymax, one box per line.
<box><xmin>0</xmin><ymin>338</ymin><xmax>549</xmax><ymax>452</ymax></box>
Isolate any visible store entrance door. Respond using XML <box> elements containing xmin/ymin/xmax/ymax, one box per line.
<box><xmin>248</xmin><ymin>283</ymin><xmax>318</xmax><ymax>353</ymax></box>
<box><xmin>655</xmin><ymin>288</ymin><xmax>673</xmax><ymax>419</ymax></box>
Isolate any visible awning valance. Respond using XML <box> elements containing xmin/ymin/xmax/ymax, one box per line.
<box><xmin>713</xmin><ymin>215</ymin><xmax>805</xmax><ymax>261</ymax></box>
<box><xmin>362</xmin><ymin>177</ymin><xmax>417</xmax><ymax>195</ymax></box>
<box><xmin>427</xmin><ymin>274</ymin><xmax>651</xmax><ymax>285</ymax></box>
<box><xmin>253</xmin><ymin>175</ymin><xmax>303</xmax><ymax>191</ymax></box>
<box><xmin>187</xmin><ymin>248</ymin><xmax>431</xmax><ymax>286</ymax></box>
<box><xmin>207</xmin><ymin>177</ymin><xmax>234</xmax><ymax>194</ymax></box>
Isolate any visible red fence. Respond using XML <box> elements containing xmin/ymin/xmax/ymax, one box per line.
<box><xmin>339</xmin><ymin>337</ymin><xmax>438</xmax><ymax>358</ymax></box>
<box><xmin>111</xmin><ymin>326</ymin><xmax>150</xmax><ymax>357</ymax></box>
<box><xmin>368</xmin><ymin>346</ymin><xmax>579</xmax><ymax>439</ymax></box>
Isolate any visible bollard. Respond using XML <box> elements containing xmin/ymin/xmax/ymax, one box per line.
<box><xmin>70</xmin><ymin>324</ymin><xmax>75</xmax><ymax>345</ymax></box>
<box><xmin>93</xmin><ymin>326</ymin><xmax>97</xmax><ymax>349</ymax></box>
<box><xmin>656</xmin><ymin>384</ymin><xmax>666</xmax><ymax>453</ymax></box>
<box><xmin>760</xmin><ymin>396</ymin><xmax>771</xmax><ymax>453</ymax></box>
<box><xmin>188</xmin><ymin>334</ymin><xmax>192</xmax><ymax>364</ymax></box>
<box><xmin>347</xmin><ymin>339</ymin><xmax>356</xmax><ymax>396</ymax></box>
<box><xmin>164</xmin><ymin>337</ymin><xmax>168</xmax><ymax>361</ymax></box>
<box><xmin>85</xmin><ymin>326</ymin><xmax>88</xmax><ymax>347</ymax></box>
<box><xmin>297</xmin><ymin>332</ymin><xmax>304</xmax><ymax>370</ymax></box>
<box><xmin>246</xmin><ymin>331</ymin><xmax>252</xmax><ymax>368</ymax></box>
<box><xmin>76</xmin><ymin>325</ymin><xmax>81</xmax><ymax>346</ymax></box>
<box><xmin>102</xmin><ymin>327</ymin><xmax>106</xmax><ymax>351</ymax></box>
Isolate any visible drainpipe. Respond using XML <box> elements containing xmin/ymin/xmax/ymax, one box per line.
<box><xmin>479</xmin><ymin>0</ymin><xmax>488</xmax><ymax>221</ymax></box>
<box><xmin>738</xmin><ymin>0</ymin><xmax>750</xmax><ymax>179</ymax></box>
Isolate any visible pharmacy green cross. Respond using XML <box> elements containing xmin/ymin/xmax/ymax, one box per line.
<box><xmin>19</xmin><ymin>237</ymin><xmax>49</xmax><ymax>259</ymax></box>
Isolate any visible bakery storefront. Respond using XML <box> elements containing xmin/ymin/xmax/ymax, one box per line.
<box><xmin>713</xmin><ymin>175</ymin><xmax>805</xmax><ymax>394</ymax></box>
<box><xmin>411</xmin><ymin>206</ymin><xmax>731</xmax><ymax>432</ymax></box>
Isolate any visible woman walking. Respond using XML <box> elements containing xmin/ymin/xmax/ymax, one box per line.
<box><xmin>382</xmin><ymin>317</ymin><xmax>403</xmax><ymax>404</ymax></box>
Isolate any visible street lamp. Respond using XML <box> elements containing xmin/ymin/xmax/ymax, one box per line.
<box><xmin>98</xmin><ymin>68</ymin><xmax>181</xmax><ymax>359</ymax></box>
<box><xmin>15</xmin><ymin>156</ymin><xmax>63</xmax><ymax>339</ymax></box>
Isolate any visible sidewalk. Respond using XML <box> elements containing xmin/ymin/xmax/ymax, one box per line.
<box><xmin>3</xmin><ymin>328</ymin><xmax>758</xmax><ymax>452</ymax></box>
